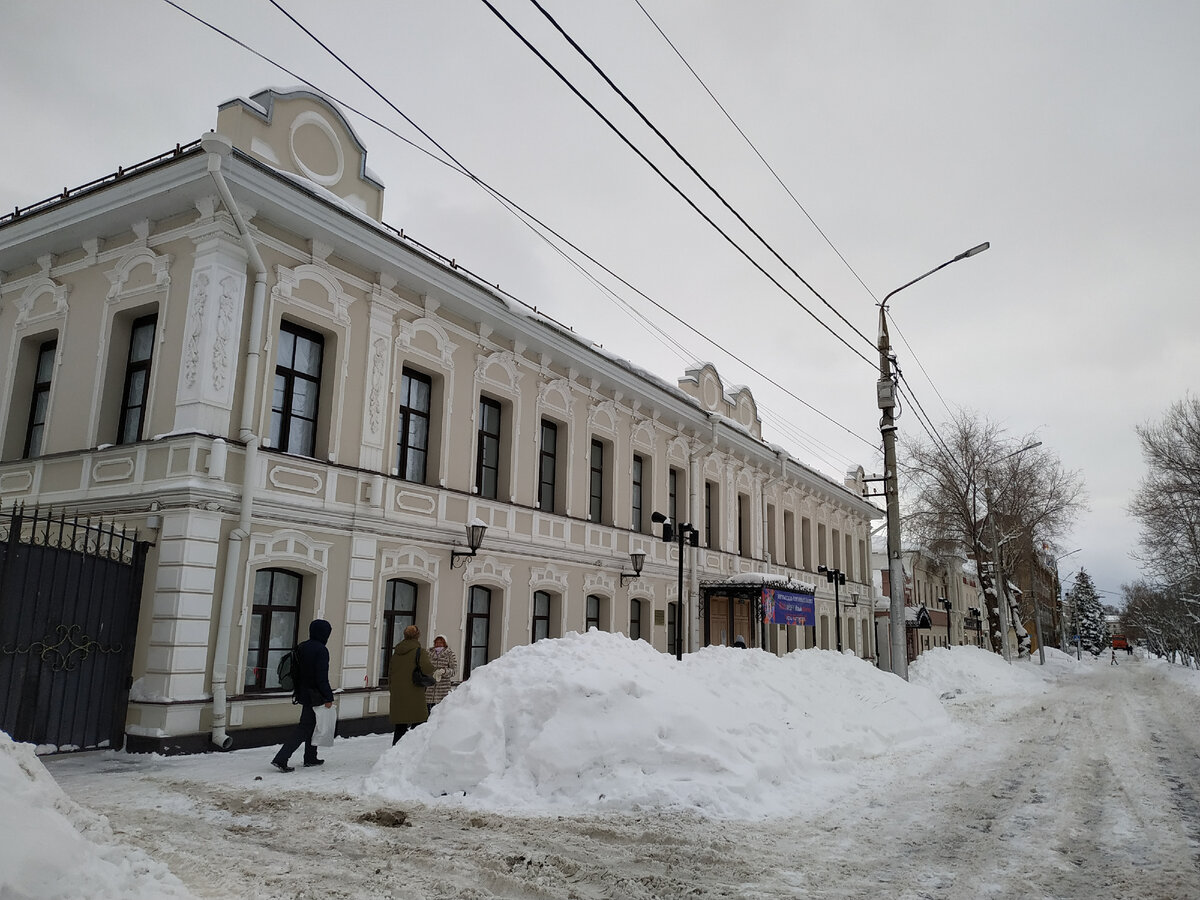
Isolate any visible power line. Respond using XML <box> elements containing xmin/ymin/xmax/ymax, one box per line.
<box><xmin>521</xmin><ymin>0</ymin><xmax>877</xmax><ymax>353</ymax></box>
<box><xmin>162</xmin><ymin>0</ymin><xmax>879</xmax><ymax>453</ymax></box>
<box><xmin>632</xmin><ymin>0</ymin><xmax>881</xmax><ymax>307</ymax></box>
<box><xmin>477</xmin><ymin>0</ymin><xmax>876</xmax><ymax>367</ymax></box>
<box><xmin>259</xmin><ymin>0</ymin><xmax>880</xmax><ymax>448</ymax></box>
<box><xmin>886</xmin><ymin>310</ymin><xmax>954</xmax><ymax>419</ymax></box>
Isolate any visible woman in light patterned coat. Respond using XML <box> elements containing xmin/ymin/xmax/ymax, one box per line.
<box><xmin>424</xmin><ymin>634</ymin><xmax>459</xmax><ymax>712</ymax></box>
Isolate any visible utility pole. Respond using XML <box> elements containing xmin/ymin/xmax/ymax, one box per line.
<box><xmin>877</xmin><ymin>242</ymin><xmax>989</xmax><ymax>680</ymax></box>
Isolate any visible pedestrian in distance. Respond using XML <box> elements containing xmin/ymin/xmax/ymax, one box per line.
<box><xmin>272</xmin><ymin>619</ymin><xmax>335</xmax><ymax>773</ymax></box>
<box><xmin>733</xmin><ymin>634</ymin><xmax>747</xmax><ymax>649</ymax></box>
<box><xmin>390</xmin><ymin>624</ymin><xmax>434</xmax><ymax>744</ymax></box>
<box><xmin>425</xmin><ymin>634</ymin><xmax>459</xmax><ymax>714</ymax></box>
<box><xmin>1110</xmin><ymin>649</ymin><xmax>1118</xmax><ymax>666</ymax></box>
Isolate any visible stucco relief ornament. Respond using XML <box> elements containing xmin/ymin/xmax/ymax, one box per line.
<box><xmin>368</xmin><ymin>337</ymin><xmax>386</xmax><ymax>434</ymax></box>
<box><xmin>183</xmin><ymin>272</ymin><xmax>208</xmax><ymax>387</ymax></box>
<box><xmin>211</xmin><ymin>275</ymin><xmax>236</xmax><ymax>391</ymax></box>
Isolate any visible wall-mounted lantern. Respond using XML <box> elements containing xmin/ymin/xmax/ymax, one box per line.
<box><xmin>450</xmin><ymin>519</ymin><xmax>488</xmax><ymax>569</ymax></box>
<box><xmin>620</xmin><ymin>550</ymin><xmax>646</xmax><ymax>586</ymax></box>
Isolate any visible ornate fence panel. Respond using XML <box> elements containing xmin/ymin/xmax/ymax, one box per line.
<box><xmin>0</xmin><ymin>505</ymin><xmax>148</xmax><ymax>752</ymax></box>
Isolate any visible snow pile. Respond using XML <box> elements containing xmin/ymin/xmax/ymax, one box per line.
<box><xmin>0</xmin><ymin>732</ymin><xmax>196</xmax><ymax>900</ymax></box>
<box><xmin>909</xmin><ymin>645</ymin><xmax>1085</xmax><ymax>716</ymax></box>
<box><xmin>366</xmin><ymin>629</ymin><xmax>951</xmax><ymax>819</ymax></box>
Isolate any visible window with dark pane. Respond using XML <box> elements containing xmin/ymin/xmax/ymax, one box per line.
<box><xmin>246</xmin><ymin>568</ymin><xmax>301</xmax><ymax>692</ymax></box>
<box><xmin>270</xmin><ymin>321</ymin><xmax>323</xmax><ymax>456</ymax></box>
<box><xmin>464</xmin><ymin>585</ymin><xmax>492</xmax><ymax>679</ymax></box>
<box><xmin>589</xmin><ymin>439</ymin><xmax>604</xmax><ymax>523</ymax></box>
<box><xmin>532</xmin><ymin>590</ymin><xmax>552</xmax><ymax>642</ymax></box>
<box><xmin>538</xmin><ymin>419</ymin><xmax>557</xmax><ymax>512</ymax></box>
<box><xmin>380</xmin><ymin>578</ymin><xmax>417</xmax><ymax>683</ymax></box>
<box><xmin>586</xmin><ymin>594</ymin><xmax>602</xmax><ymax>632</ymax></box>
<box><xmin>396</xmin><ymin>368</ymin><xmax>431</xmax><ymax>483</ymax></box>
<box><xmin>475</xmin><ymin>397</ymin><xmax>501</xmax><ymax>499</ymax></box>
<box><xmin>117</xmin><ymin>314</ymin><xmax>157</xmax><ymax>444</ymax></box>
<box><xmin>630</xmin><ymin>599</ymin><xmax>642</xmax><ymax>641</ymax></box>
<box><xmin>631</xmin><ymin>454</ymin><xmax>644</xmax><ymax>532</ymax></box>
<box><xmin>23</xmin><ymin>340</ymin><xmax>56</xmax><ymax>459</ymax></box>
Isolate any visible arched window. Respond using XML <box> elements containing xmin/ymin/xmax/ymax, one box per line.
<box><xmin>380</xmin><ymin>579</ymin><xmax>418</xmax><ymax>683</ymax></box>
<box><xmin>464</xmin><ymin>585</ymin><xmax>492</xmax><ymax>679</ymax></box>
<box><xmin>533</xmin><ymin>590</ymin><xmax>552</xmax><ymax>642</ymax></box>
<box><xmin>246</xmin><ymin>568</ymin><xmax>301</xmax><ymax>691</ymax></box>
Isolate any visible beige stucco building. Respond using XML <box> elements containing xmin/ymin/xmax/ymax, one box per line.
<box><xmin>0</xmin><ymin>88</ymin><xmax>881</xmax><ymax>753</ymax></box>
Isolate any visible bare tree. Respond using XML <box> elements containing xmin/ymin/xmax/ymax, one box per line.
<box><xmin>900</xmin><ymin>410</ymin><xmax>1087</xmax><ymax>655</ymax></box>
<box><xmin>1129</xmin><ymin>396</ymin><xmax>1200</xmax><ymax>591</ymax></box>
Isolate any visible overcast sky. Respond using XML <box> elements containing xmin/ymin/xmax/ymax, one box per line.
<box><xmin>4</xmin><ymin>1</ymin><xmax>1198</xmax><ymax>603</ymax></box>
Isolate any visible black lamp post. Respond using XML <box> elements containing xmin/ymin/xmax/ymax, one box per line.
<box><xmin>652</xmin><ymin>511</ymin><xmax>697</xmax><ymax>661</ymax></box>
<box><xmin>818</xmin><ymin>565</ymin><xmax>846</xmax><ymax>652</ymax></box>
<box><xmin>938</xmin><ymin>597</ymin><xmax>952</xmax><ymax>646</ymax></box>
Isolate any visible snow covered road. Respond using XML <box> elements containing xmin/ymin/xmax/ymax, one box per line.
<box><xmin>39</xmin><ymin>650</ymin><xmax>1200</xmax><ymax>899</ymax></box>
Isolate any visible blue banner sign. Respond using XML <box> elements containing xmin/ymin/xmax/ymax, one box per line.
<box><xmin>762</xmin><ymin>588</ymin><xmax>815</xmax><ymax>626</ymax></box>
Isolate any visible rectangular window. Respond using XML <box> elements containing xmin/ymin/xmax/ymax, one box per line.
<box><xmin>589</xmin><ymin>439</ymin><xmax>605</xmax><ymax>522</ymax></box>
<box><xmin>668</xmin><ymin>468</ymin><xmax>679</xmax><ymax>525</ymax></box>
<box><xmin>705</xmin><ymin>481</ymin><xmax>718</xmax><ymax>549</ymax></box>
<box><xmin>23</xmin><ymin>340</ymin><xmax>56</xmax><ymax>458</ymax></box>
<box><xmin>246</xmin><ymin>568</ymin><xmax>301</xmax><ymax>692</ymax></box>
<box><xmin>464</xmin><ymin>585</ymin><xmax>492</xmax><ymax>679</ymax></box>
<box><xmin>737</xmin><ymin>494</ymin><xmax>749</xmax><ymax>557</ymax></box>
<box><xmin>802</xmin><ymin>517</ymin><xmax>813</xmax><ymax>571</ymax></box>
<box><xmin>817</xmin><ymin>523</ymin><xmax>828</xmax><ymax>568</ymax></box>
<box><xmin>784</xmin><ymin>511</ymin><xmax>796</xmax><ymax>568</ymax></box>
<box><xmin>380</xmin><ymin>579</ymin><xmax>417</xmax><ymax>683</ymax></box>
<box><xmin>116</xmin><ymin>315</ymin><xmax>156</xmax><ymax>444</ymax></box>
<box><xmin>476</xmin><ymin>397</ymin><xmax>501</xmax><ymax>499</ymax></box>
<box><xmin>396</xmin><ymin>368</ymin><xmax>431</xmax><ymax>483</ymax></box>
<box><xmin>271</xmin><ymin>321</ymin><xmax>323</xmax><ymax>456</ymax></box>
<box><xmin>845</xmin><ymin>534</ymin><xmax>855</xmax><ymax>582</ymax></box>
<box><xmin>586</xmin><ymin>594</ymin><xmax>603</xmax><ymax>632</ymax></box>
<box><xmin>766</xmin><ymin>503</ymin><xmax>777</xmax><ymax>562</ymax></box>
<box><xmin>631</xmin><ymin>454</ymin><xmax>644</xmax><ymax>533</ymax></box>
<box><xmin>667</xmin><ymin>602</ymin><xmax>677</xmax><ymax>656</ymax></box>
<box><xmin>533</xmin><ymin>590</ymin><xmax>551</xmax><ymax>642</ymax></box>
<box><xmin>539</xmin><ymin>419</ymin><xmax>558</xmax><ymax>512</ymax></box>
<box><xmin>630</xmin><ymin>599</ymin><xmax>643</xmax><ymax>641</ymax></box>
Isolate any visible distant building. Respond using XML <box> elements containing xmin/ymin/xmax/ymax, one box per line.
<box><xmin>0</xmin><ymin>88</ymin><xmax>880</xmax><ymax>754</ymax></box>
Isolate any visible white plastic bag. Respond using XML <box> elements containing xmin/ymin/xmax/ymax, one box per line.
<box><xmin>312</xmin><ymin>703</ymin><xmax>338</xmax><ymax>747</ymax></box>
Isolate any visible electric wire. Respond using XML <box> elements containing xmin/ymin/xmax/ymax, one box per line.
<box><xmin>160</xmin><ymin>0</ymin><xmax>879</xmax><ymax>452</ymax></box>
<box><xmin>477</xmin><ymin>0</ymin><xmax>876</xmax><ymax>367</ymax></box>
<box><xmin>520</xmin><ymin>0</ymin><xmax>876</xmax><ymax>352</ymax></box>
<box><xmin>886</xmin><ymin>310</ymin><xmax>955</xmax><ymax>419</ymax></box>
<box><xmin>633</xmin><ymin>0</ymin><xmax>881</xmax><ymax>306</ymax></box>
<box><xmin>262</xmin><ymin>0</ymin><xmax>879</xmax><ymax>449</ymax></box>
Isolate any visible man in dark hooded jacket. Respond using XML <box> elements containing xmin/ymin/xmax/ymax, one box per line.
<box><xmin>271</xmin><ymin>619</ymin><xmax>335</xmax><ymax>772</ymax></box>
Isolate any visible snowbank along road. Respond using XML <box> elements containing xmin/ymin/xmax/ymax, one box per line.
<box><xmin>45</xmin><ymin>654</ymin><xmax>1200</xmax><ymax>900</ymax></box>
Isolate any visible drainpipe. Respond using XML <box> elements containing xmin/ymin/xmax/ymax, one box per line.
<box><xmin>202</xmin><ymin>131</ymin><xmax>268</xmax><ymax>750</ymax></box>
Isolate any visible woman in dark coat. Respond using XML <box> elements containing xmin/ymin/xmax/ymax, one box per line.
<box><xmin>389</xmin><ymin>624</ymin><xmax>433</xmax><ymax>744</ymax></box>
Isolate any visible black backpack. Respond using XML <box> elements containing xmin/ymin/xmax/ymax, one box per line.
<box><xmin>277</xmin><ymin>648</ymin><xmax>298</xmax><ymax>692</ymax></box>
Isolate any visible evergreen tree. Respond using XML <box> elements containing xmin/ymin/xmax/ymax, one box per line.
<box><xmin>1069</xmin><ymin>569</ymin><xmax>1106</xmax><ymax>654</ymax></box>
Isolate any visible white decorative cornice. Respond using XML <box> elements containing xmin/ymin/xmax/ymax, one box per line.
<box><xmin>105</xmin><ymin>247</ymin><xmax>172</xmax><ymax>302</ymax></box>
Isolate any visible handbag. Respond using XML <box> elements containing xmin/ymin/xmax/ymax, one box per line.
<box><xmin>412</xmin><ymin>647</ymin><xmax>436</xmax><ymax>687</ymax></box>
<box><xmin>312</xmin><ymin>703</ymin><xmax>337</xmax><ymax>747</ymax></box>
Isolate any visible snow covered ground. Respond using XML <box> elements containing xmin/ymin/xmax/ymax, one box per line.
<box><xmin>6</xmin><ymin>632</ymin><xmax>1200</xmax><ymax>899</ymax></box>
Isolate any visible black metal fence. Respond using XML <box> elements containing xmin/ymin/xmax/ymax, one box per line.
<box><xmin>0</xmin><ymin>504</ymin><xmax>148</xmax><ymax>752</ymax></box>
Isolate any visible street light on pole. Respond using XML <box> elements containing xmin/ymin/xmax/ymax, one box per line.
<box><xmin>878</xmin><ymin>242</ymin><xmax>989</xmax><ymax>679</ymax></box>
<box><xmin>818</xmin><ymin>565</ymin><xmax>846</xmax><ymax>652</ymax></box>
<box><xmin>652</xmin><ymin>511</ymin><xmax>697</xmax><ymax>661</ymax></box>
